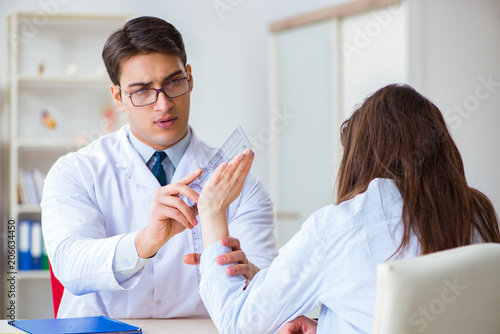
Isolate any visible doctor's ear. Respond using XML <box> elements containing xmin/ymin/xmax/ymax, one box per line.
<box><xmin>186</xmin><ymin>64</ymin><xmax>193</xmax><ymax>92</ymax></box>
<box><xmin>110</xmin><ymin>85</ymin><xmax>125</xmax><ymax>112</ymax></box>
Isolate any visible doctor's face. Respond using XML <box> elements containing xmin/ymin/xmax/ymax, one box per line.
<box><xmin>111</xmin><ymin>52</ymin><xmax>192</xmax><ymax>150</ymax></box>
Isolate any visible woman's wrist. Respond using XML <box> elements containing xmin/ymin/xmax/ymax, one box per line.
<box><xmin>199</xmin><ymin>210</ymin><xmax>230</xmax><ymax>249</ymax></box>
<box><xmin>198</xmin><ymin>200</ymin><xmax>229</xmax><ymax>221</ymax></box>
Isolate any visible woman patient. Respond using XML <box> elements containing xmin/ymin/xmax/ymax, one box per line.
<box><xmin>195</xmin><ymin>84</ymin><xmax>500</xmax><ymax>334</ymax></box>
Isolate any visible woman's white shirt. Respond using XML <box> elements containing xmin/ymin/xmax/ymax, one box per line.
<box><xmin>200</xmin><ymin>178</ymin><xmax>421</xmax><ymax>334</ymax></box>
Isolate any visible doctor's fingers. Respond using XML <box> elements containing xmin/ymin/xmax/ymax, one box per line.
<box><xmin>152</xmin><ymin>196</ymin><xmax>198</xmax><ymax>228</ymax></box>
<box><xmin>158</xmin><ymin>182</ymin><xmax>200</xmax><ymax>204</ymax></box>
<box><xmin>216</xmin><ymin>249</ymin><xmax>252</xmax><ymax>276</ymax></box>
<box><xmin>225</xmin><ymin>263</ymin><xmax>251</xmax><ymax>277</ymax></box>
<box><xmin>178</xmin><ymin>168</ymin><xmax>203</xmax><ymax>185</ymax></box>
<box><xmin>217</xmin><ymin>249</ymin><xmax>247</xmax><ymax>266</ymax></box>
<box><xmin>154</xmin><ymin>205</ymin><xmax>194</xmax><ymax>231</ymax></box>
<box><xmin>182</xmin><ymin>253</ymin><xmax>201</xmax><ymax>265</ymax></box>
<box><xmin>220</xmin><ymin>236</ymin><xmax>242</xmax><ymax>250</ymax></box>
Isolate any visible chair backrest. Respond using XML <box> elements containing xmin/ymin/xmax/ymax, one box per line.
<box><xmin>373</xmin><ymin>243</ymin><xmax>500</xmax><ymax>334</ymax></box>
<box><xmin>49</xmin><ymin>262</ymin><xmax>64</xmax><ymax>318</ymax></box>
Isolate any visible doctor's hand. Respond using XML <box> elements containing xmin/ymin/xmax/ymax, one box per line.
<box><xmin>280</xmin><ymin>316</ymin><xmax>318</xmax><ymax>334</ymax></box>
<box><xmin>183</xmin><ymin>236</ymin><xmax>260</xmax><ymax>283</ymax></box>
<box><xmin>218</xmin><ymin>236</ymin><xmax>260</xmax><ymax>285</ymax></box>
<box><xmin>136</xmin><ymin>168</ymin><xmax>203</xmax><ymax>259</ymax></box>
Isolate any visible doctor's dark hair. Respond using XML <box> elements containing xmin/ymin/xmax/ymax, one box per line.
<box><xmin>336</xmin><ymin>83</ymin><xmax>500</xmax><ymax>257</ymax></box>
<box><xmin>102</xmin><ymin>16</ymin><xmax>187</xmax><ymax>86</ymax></box>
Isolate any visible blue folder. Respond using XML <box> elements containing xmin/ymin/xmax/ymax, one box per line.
<box><xmin>8</xmin><ymin>315</ymin><xmax>142</xmax><ymax>334</ymax></box>
<box><xmin>17</xmin><ymin>220</ymin><xmax>32</xmax><ymax>270</ymax></box>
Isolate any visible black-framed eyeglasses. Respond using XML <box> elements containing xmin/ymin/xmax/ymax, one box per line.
<box><xmin>118</xmin><ymin>77</ymin><xmax>191</xmax><ymax>107</ymax></box>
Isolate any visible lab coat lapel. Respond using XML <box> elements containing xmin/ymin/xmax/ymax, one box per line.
<box><xmin>171</xmin><ymin>127</ymin><xmax>215</xmax><ymax>184</ymax></box>
<box><xmin>115</xmin><ymin>125</ymin><xmax>161</xmax><ymax>190</ymax></box>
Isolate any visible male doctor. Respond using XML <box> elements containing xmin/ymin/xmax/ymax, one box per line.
<box><xmin>41</xmin><ymin>16</ymin><xmax>277</xmax><ymax>318</ymax></box>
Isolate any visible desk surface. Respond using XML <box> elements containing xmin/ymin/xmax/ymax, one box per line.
<box><xmin>0</xmin><ymin>318</ymin><xmax>219</xmax><ymax>333</ymax></box>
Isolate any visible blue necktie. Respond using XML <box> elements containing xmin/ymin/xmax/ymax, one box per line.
<box><xmin>152</xmin><ymin>151</ymin><xmax>167</xmax><ymax>186</ymax></box>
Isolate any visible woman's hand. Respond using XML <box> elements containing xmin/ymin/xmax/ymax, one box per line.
<box><xmin>198</xmin><ymin>149</ymin><xmax>254</xmax><ymax>248</ymax></box>
<box><xmin>280</xmin><ymin>316</ymin><xmax>318</xmax><ymax>334</ymax></box>
<box><xmin>198</xmin><ymin>148</ymin><xmax>254</xmax><ymax>216</ymax></box>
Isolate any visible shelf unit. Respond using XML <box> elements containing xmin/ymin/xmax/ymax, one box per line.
<box><xmin>3</xmin><ymin>12</ymin><xmax>128</xmax><ymax>319</ymax></box>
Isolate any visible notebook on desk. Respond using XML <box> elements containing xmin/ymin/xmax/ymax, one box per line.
<box><xmin>8</xmin><ymin>315</ymin><xmax>142</xmax><ymax>334</ymax></box>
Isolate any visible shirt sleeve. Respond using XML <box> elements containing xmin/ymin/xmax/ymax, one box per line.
<box><xmin>226</xmin><ymin>172</ymin><xmax>278</xmax><ymax>270</ymax></box>
<box><xmin>41</xmin><ymin>154</ymin><xmax>144</xmax><ymax>295</ymax></box>
<box><xmin>200</xmin><ymin>213</ymin><xmax>326</xmax><ymax>334</ymax></box>
<box><xmin>112</xmin><ymin>232</ymin><xmax>151</xmax><ymax>285</ymax></box>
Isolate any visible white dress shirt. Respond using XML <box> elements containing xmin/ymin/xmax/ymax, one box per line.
<box><xmin>42</xmin><ymin>125</ymin><xmax>277</xmax><ymax>318</ymax></box>
<box><xmin>200</xmin><ymin>178</ymin><xmax>424</xmax><ymax>334</ymax></box>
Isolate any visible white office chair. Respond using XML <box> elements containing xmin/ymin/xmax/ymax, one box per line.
<box><xmin>373</xmin><ymin>243</ymin><xmax>500</xmax><ymax>334</ymax></box>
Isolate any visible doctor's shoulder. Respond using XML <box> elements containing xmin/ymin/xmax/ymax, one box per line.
<box><xmin>196</xmin><ymin>137</ymin><xmax>218</xmax><ymax>161</ymax></box>
<box><xmin>49</xmin><ymin>130</ymin><xmax>123</xmax><ymax>176</ymax></box>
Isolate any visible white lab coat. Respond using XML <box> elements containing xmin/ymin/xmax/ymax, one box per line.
<box><xmin>41</xmin><ymin>125</ymin><xmax>277</xmax><ymax>318</ymax></box>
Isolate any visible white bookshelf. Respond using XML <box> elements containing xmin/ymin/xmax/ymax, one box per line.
<box><xmin>18</xmin><ymin>76</ymin><xmax>113</xmax><ymax>86</ymax></box>
<box><xmin>17</xmin><ymin>270</ymin><xmax>50</xmax><ymax>280</ymax></box>
<box><xmin>3</xmin><ymin>12</ymin><xmax>128</xmax><ymax>319</ymax></box>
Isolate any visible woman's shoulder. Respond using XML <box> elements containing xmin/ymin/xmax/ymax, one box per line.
<box><xmin>312</xmin><ymin>178</ymin><xmax>403</xmax><ymax>234</ymax></box>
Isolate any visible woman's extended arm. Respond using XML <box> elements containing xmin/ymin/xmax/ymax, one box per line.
<box><xmin>198</xmin><ymin>149</ymin><xmax>325</xmax><ymax>333</ymax></box>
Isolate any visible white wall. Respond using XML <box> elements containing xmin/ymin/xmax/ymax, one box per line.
<box><xmin>411</xmin><ymin>0</ymin><xmax>500</xmax><ymax>214</ymax></box>
<box><xmin>340</xmin><ymin>2</ymin><xmax>409</xmax><ymax>119</ymax></box>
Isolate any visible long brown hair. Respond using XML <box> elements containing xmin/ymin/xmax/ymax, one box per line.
<box><xmin>337</xmin><ymin>84</ymin><xmax>500</xmax><ymax>256</ymax></box>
